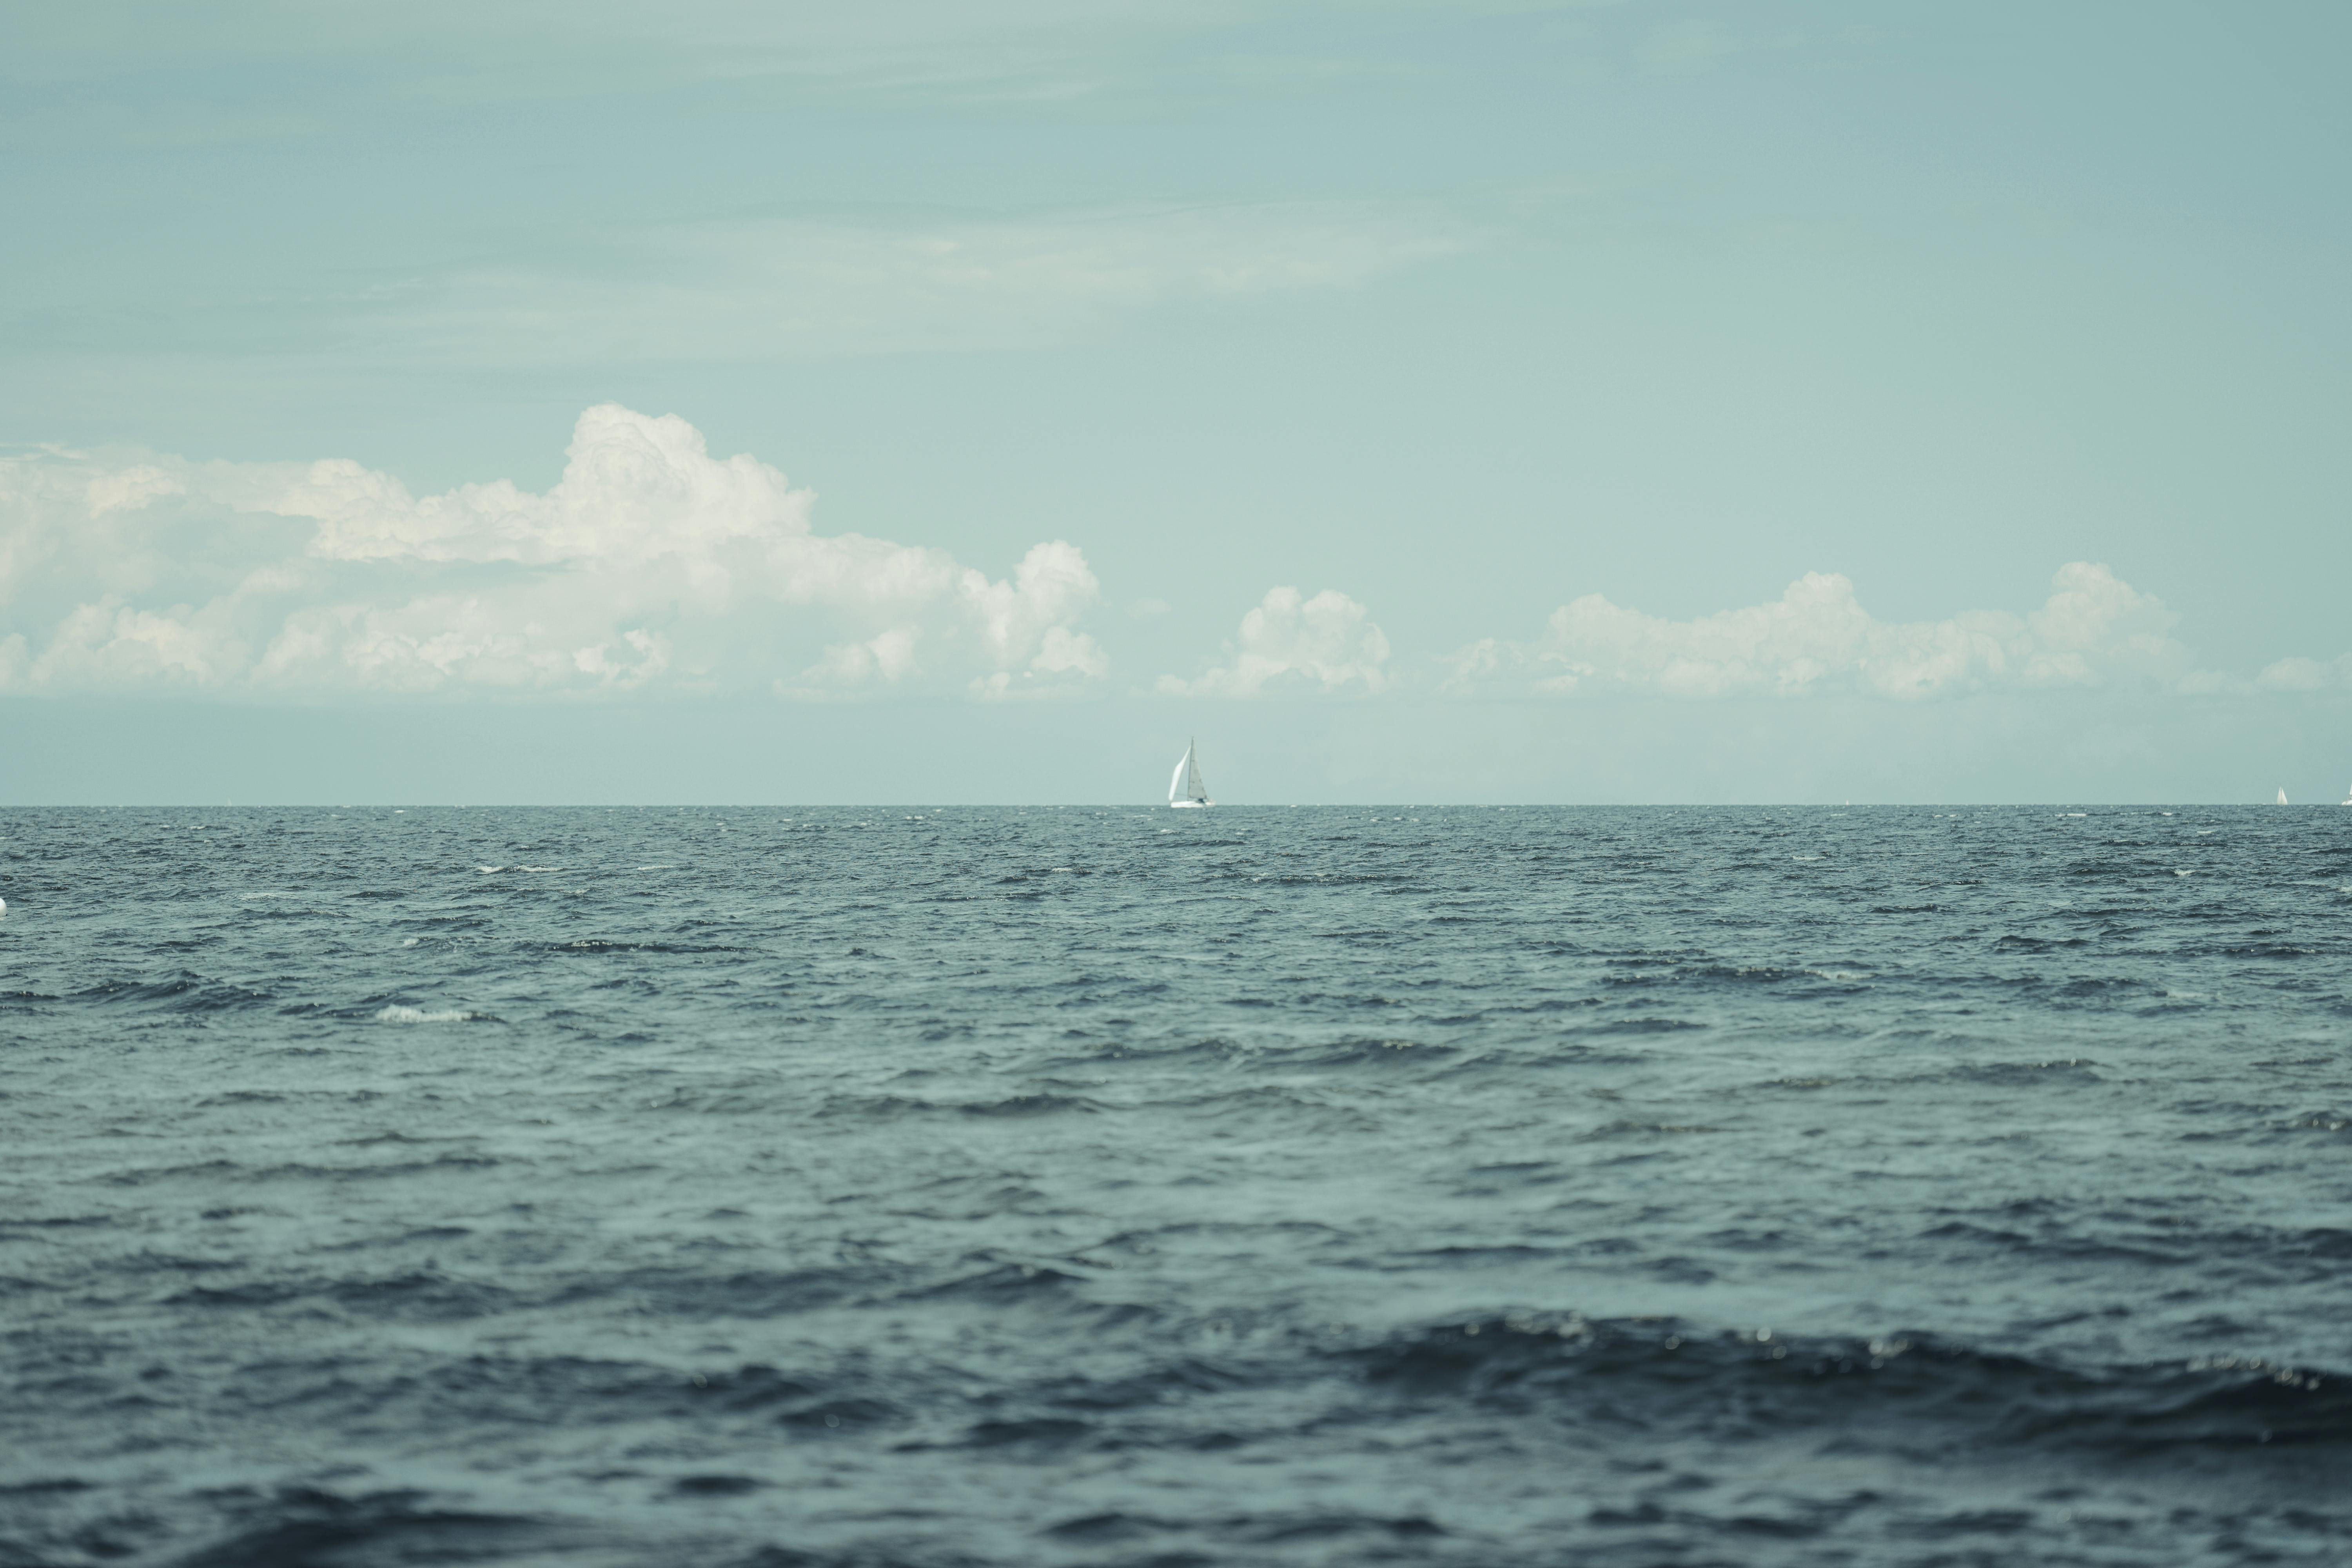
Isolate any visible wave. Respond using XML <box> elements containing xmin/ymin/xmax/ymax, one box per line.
<box><xmin>956</xmin><ymin>1093</ymin><xmax>1104</xmax><ymax>1118</ymax></box>
<box><xmin>95</xmin><ymin>1152</ymin><xmax>502</xmax><ymax>1189</ymax></box>
<box><xmin>73</xmin><ymin>974</ymin><xmax>276</xmax><ymax>1012</ymax></box>
<box><xmin>809</xmin><ymin>1091</ymin><xmax>1105</xmax><ymax>1122</ymax></box>
<box><xmin>168</xmin><ymin>1490</ymin><xmax>553</xmax><ymax>1568</ymax></box>
<box><xmin>1344</xmin><ymin>1316</ymin><xmax>2351</xmax><ymax>1452</ymax></box>
<box><xmin>164</xmin><ymin>1271</ymin><xmax>511</xmax><ymax>1321</ymax></box>
<box><xmin>1562</xmin><ymin>1016</ymin><xmax>1708</xmax><ymax>1036</ymax></box>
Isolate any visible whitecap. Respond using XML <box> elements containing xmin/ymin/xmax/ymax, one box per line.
<box><xmin>2174</xmin><ymin>869</ymin><xmax>2194</xmax><ymax>877</ymax></box>
<box><xmin>375</xmin><ymin>1005</ymin><xmax>473</xmax><ymax>1024</ymax></box>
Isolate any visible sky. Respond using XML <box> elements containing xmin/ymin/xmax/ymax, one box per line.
<box><xmin>2</xmin><ymin>0</ymin><xmax>2347</xmax><ymax>803</ymax></box>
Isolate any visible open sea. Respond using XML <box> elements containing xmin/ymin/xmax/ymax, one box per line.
<box><xmin>2</xmin><ymin>804</ymin><xmax>2348</xmax><ymax>1567</ymax></box>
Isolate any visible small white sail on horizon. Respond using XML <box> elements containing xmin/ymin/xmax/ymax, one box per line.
<box><xmin>1168</xmin><ymin>739</ymin><xmax>1212</xmax><ymax>808</ymax></box>
<box><xmin>2278</xmin><ymin>787</ymin><xmax>2290</xmax><ymax>805</ymax></box>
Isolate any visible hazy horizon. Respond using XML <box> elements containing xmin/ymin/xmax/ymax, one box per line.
<box><xmin>4</xmin><ymin>691</ymin><xmax>2346</xmax><ymax>806</ymax></box>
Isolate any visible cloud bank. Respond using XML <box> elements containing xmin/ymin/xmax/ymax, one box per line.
<box><xmin>9</xmin><ymin>425</ymin><xmax>2339</xmax><ymax>715</ymax></box>
<box><xmin>1160</xmin><ymin>586</ymin><xmax>1389</xmax><ymax>697</ymax></box>
<box><xmin>0</xmin><ymin>405</ymin><xmax>1104</xmax><ymax>698</ymax></box>
<box><xmin>1446</xmin><ymin>564</ymin><xmax>2213</xmax><ymax>700</ymax></box>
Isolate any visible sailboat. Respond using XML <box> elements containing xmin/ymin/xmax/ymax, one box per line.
<box><xmin>1168</xmin><ymin>739</ymin><xmax>1212</xmax><ymax>808</ymax></box>
<box><xmin>2278</xmin><ymin>787</ymin><xmax>2290</xmax><ymax>804</ymax></box>
<box><xmin>2341</xmin><ymin>783</ymin><xmax>2352</xmax><ymax>807</ymax></box>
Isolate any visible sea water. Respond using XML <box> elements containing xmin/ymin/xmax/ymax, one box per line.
<box><xmin>2</xmin><ymin>805</ymin><xmax>2347</xmax><ymax>1566</ymax></box>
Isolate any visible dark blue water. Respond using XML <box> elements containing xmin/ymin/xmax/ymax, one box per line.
<box><xmin>3</xmin><ymin>805</ymin><xmax>2349</xmax><ymax>1566</ymax></box>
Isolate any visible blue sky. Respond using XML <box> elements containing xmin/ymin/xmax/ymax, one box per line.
<box><xmin>3</xmin><ymin>1</ymin><xmax>2347</xmax><ymax>802</ymax></box>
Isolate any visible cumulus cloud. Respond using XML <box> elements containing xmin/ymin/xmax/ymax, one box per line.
<box><xmin>1159</xmin><ymin>586</ymin><xmax>1389</xmax><ymax>697</ymax></box>
<box><xmin>1447</xmin><ymin>563</ymin><xmax>2205</xmax><ymax>699</ymax></box>
<box><xmin>0</xmin><ymin>405</ymin><xmax>1105</xmax><ymax>699</ymax></box>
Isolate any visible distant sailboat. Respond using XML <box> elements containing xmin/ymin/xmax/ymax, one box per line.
<box><xmin>2341</xmin><ymin>782</ymin><xmax>2352</xmax><ymax>807</ymax></box>
<box><xmin>2277</xmin><ymin>787</ymin><xmax>2290</xmax><ymax>804</ymax></box>
<box><xmin>1168</xmin><ymin>739</ymin><xmax>1212</xmax><ymax>808</ymax></box>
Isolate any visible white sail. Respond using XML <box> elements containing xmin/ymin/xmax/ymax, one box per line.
<box><xmin>1168</xmin><ymin>739</ymin><xmax>1211</xmax><ymax>806</ymax></box>
<box><xmin>2278</xmin><ymin>787</ymin><xmax>2290</xmax><ymax>804</ymax></box>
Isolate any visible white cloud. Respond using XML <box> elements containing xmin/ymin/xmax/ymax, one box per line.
<box><xmin>0</xmin><ymin>405</ymin><xmax>1105</xmax><ymax>699</ymax></box>
<box><xmin>366</xmin><ymin>205</ymin><xmax>1472</xmax><ymax>365</ymax></box>
<box><xmin>1160</xmin><ymin>586</ymin><xmax>1389</xmax><ymax>697</ymax></box>
<box><xmin>1448</xmin><ymin>563</ymin><xmax>2206</xmax><ymax>699</ymax></box>
<box><xmin>2256</xmin><ymin>654</ymin><xmax>2352</xmax><ymax>691</ymax></box>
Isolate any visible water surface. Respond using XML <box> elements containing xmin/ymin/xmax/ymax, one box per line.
<box><xmin>3</xmin><ymin>805</ymin><xmax>2348</xmax><ymax>1565</ymax></box>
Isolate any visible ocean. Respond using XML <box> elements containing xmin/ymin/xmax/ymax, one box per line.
<box><xmin>2</xmin><ymin>804</ymin><xmax>2347</xmax><ymax>1566</ymax></box>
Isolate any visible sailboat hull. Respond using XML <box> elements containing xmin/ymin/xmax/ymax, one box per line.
<box><xmin>1169</xmin><ymin>800</ymin><xmax>1213</xmax><ymax>808</ymax></box>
